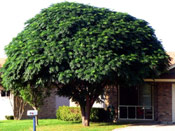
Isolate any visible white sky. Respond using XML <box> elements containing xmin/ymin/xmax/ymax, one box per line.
<box><xmin>0</xmin><ymin>0</ymin><xmax>175</xmax><ymax>58</ymax></box>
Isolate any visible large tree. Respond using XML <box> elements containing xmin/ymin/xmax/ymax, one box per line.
<box><xmin>1</xmin><ymin>2</ymin><xmax>170</xmax><ymax>126</ymax></box>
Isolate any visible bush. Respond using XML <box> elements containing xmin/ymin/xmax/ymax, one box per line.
<box><xmin>5</xmin><ymin>115</ymin><xmax>14</xmax><ymax>120</ymax></box>
<box><xmin>56</xmin><ymin>106</ymin><xmax>81</xmax><ymax>122</ymax></box>
<box><xmin>90</xmin><ymin>108</ymin><xmax>110</xmax><ymax>122</ymax></box>
<box><xmin>56</xmin><ymin>106</ymin><xmax>110</xmax><ymax>122</ymax></box>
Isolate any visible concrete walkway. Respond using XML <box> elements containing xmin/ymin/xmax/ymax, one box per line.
<box><xmin>113</xmin><ymin>124</ymin><xmax>175</xmax><ymax>131</ymax></box>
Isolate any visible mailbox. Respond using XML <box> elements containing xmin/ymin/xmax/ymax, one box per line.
<box><xmin>27</xmin><ymin>110</ymin><xmax>38</xmax><ymax>131</ymax></box>
<box><xmin>27</xmin><ymin>110</ymin><xmax>38</xmax><ymax>116</ymax></box>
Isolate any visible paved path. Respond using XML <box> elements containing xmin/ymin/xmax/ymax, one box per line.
<box><xmin>113</xmin><ymin>124</ymin><xmax>175</xmax><ymax>131</ymax></box>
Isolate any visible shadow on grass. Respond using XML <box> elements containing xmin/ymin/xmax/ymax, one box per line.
<box><xmin>90</xmin><ymin>122</ymin><xmax>128</xmax><ymax>127</ymax></box>
<box><xmin>38</xmin><ymin>120</ymin><xmax>81</xmax><ymax>126</ymax></box>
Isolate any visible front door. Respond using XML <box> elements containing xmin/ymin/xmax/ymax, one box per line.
<box><xmin>119</xmin><ymin>84</ymin><xmax>153</xmax><ymax>120</ymax></box>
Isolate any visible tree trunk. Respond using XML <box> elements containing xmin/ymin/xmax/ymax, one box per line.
<box><xmin>80</xmin><ymin>96</ymin><xmax>92</xmax><ymax>126</ymax></box>
<box><xmin>13</xmin><ymin>96</ymin><xmax>27</xmax><ymax>120</ymax></box>
<box><xmin>81</xmin><ymin>107</ymin><xmax>90</xmax><ymax>126</ymax></box>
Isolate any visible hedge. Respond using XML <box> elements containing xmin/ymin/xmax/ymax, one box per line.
<box><xmin>5</xmin><ymin>115</ymin><xmax>14</xmax><ymax>120</ymax></box>
<box><xmin>56</xmin><ymin>106</ymin><xmax>81</xmax><ymax>122</ymax></box>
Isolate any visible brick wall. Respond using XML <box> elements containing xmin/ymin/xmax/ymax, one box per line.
<box><xmin>155</xmin><ymin>83</ymin><xmax>172</xmax><ymax>122</ymax></box>
<box><xmin>14</xmin><ymin>89</ymin><xmax>69</xmax><ymax>119</ymax></box>
<box><xmin>104</xmin><ymin>85</ymin><xmax>118</xmax><ymax>120</ymax></box>
<box><xmin>15</xmin><ymin>90</ymin><xmax>57</xmax><ymax>119</ymax></box>
<box><xmin>38</xmin><ymin>91</ymin><xmax>56</xmax><ymax>119</ymax></box>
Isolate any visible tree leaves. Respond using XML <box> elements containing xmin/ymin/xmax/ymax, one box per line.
<box><xmin>1</xmin><ymin>2</ymin><xmax>170</xmax><ymax>91</ymax></box>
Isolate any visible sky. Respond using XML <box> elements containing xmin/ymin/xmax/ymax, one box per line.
<box><xmin>0</xmin><ymin>0</ymin><xmax>175</xmax><ymax>58</ymax></box>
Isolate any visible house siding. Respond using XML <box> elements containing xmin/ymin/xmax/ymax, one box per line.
<box><xmin>156</xmin><ymin>83</ymin><xmax>172</xmax><ymax>122</ymax></box>
<box><xmin>0</xmin><ymin>88</ymin><xmax>14</xmax><ymax>120</ymax></box>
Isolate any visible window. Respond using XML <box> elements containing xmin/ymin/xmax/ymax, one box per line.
<box><xmin>0</xmin><ymin>90</ymin><xmax>10</xmax><ymax>97</ymax></box>
<box><xmin>1</xmin><ymin>90</ymin><xmax>5</xmax><ymax>96</ymax></box>
<box><xmin>139</xmin><ymin>84</ymin><xmax>152</xmax><ymax>106</ymax></box>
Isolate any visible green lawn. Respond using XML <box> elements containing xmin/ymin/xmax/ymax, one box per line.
<box><xmin>0</xmin><ymin>119</ymin><xmax>127</xmax><ymax>131</ymax></box>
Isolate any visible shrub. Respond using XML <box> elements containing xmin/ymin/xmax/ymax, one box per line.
<box><xmin>56</xmin><ymin>106</ymin><xmax>110</xmax><ymax>122</ymax></box>
<box><xmin>5</xmin><ymin>115</ymin><xmax>14</xmax><ymax>120</ymax></box>
<box><xmin>56</xmin><ymin>106</ymin><xmax>81</xmax><ymax>122</ymax></box>
<box><xmin>91</xmin><ymin>108</ymin><xmax>110</xmax><ymax>122</ymax></box>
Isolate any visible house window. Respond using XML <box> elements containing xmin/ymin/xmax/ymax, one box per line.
<box><xmin>119</xmin><ymin>84</ymin><xmax>153</xmax><ymax>120</ymax></box>
<box><xmin>0</xmin><ymin>90</ymin><xmax>10</xmax><ymax>97</ymax></box>
<box><xmin>1</xmin><ymin>90</ymin><xmax>5</xmax><ymax>96</ymax></box>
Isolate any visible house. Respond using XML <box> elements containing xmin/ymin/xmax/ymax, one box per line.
<box><xmin>104</xmin><ymin>52</ymin><xmax>175</xmax><ymax>123</ymax></box>
<box><xmin>0</xmin><ymin>52</ymin><xmax>175</xmax><ymax>123</ymax></box>
<box><xmin>0</xmin><ymin>58</ymin><xmax>70</xmax><ymax>120</ymax></box>
<box><xmin>0</xmin><ymin>58</ymin><xmax>102</xmax><ymax>120</ymax></box>
<box><xmin>0</xmin><ymin>84</ymin><xmax>69</xmax><ymax>120</ymax></box>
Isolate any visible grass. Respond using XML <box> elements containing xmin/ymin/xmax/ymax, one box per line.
<box><xmin>0</xmin><ymin>119</ymin><xmax>127</xmax><ymax>131</ymax></box>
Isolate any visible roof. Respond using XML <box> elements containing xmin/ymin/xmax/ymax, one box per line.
<box><xmin>167</xmin><ymin>52</ymin><xmax>175</xmax><ymax>70</ymax></box>
<box><xmin>167</xmin><ymin>52</ymin><xmax>175</xmax><ymax>65</ymax></box>
<box><xmin>0</xmin><ymin>58</ymin><xmax>6</xmax><ymax>68</ymax></box>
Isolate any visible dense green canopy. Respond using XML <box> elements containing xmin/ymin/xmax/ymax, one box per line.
<box><xmin>2</xmin><ymin>2</ymin><xmax>170</xmax><ymax>90</ymax></box>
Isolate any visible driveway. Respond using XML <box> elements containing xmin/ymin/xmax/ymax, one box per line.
<box><xmin>113</xmin><ymin>124</ymin><xmax>175</xmax><ymax>131</ymax></box>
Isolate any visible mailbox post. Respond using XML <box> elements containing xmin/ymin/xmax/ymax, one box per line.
<box><xmin>27</xmin><ymin>110</ymin><xmax>38</xmax><ymax>131</ymax></box>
